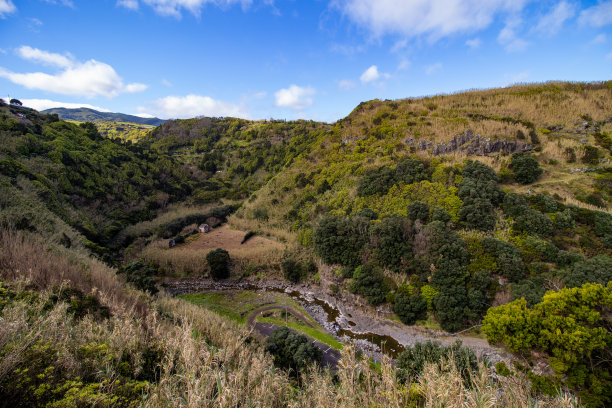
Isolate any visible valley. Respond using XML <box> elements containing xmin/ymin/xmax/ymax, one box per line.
<box><xmin>1</xmin><ymin>81</ymin><xmax>611</xmax><ymax>407</ymax></box>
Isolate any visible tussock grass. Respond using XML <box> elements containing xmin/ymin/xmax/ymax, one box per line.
<box><xmin>0</xmin><ymin>228</ymin><xmax>583</xmax><ymax>407</ymax></box>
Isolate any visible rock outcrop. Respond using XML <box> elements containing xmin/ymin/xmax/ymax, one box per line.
<box><xmin>406</xmin><ymin>130</ymin><xmax>533</xmax><ymax>156</ymax></box>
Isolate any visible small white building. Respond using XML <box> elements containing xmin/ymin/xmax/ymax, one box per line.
<box><xmin>198</xmin><ymin>224</ymin><xmax>210</xmax><ymax>233</ymax></box>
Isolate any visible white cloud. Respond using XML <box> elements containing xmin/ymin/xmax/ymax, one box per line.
<box><xmin>338</xmin><ymin>79</ymin><xmax>356</xmax><ymax>90</ymax></box>
<box><xmin>117</xmin><ymin>0</ymin><xmax>139</xmax><ymax>10</ymax></box>
<box><xmin>592</xmin><ymin>34</ymin><xmax>607</xmax><ymax>44</ymax></box>
<box><xmin>360</xmin><ymin>65</ymin><xmax>380</xmax><ymax>82</ymax></box>
<box><xmin>425</xmin><ymin>62</ymin><xmax>442</xmax><ymax>75</ymax></box>
<box><xmin>607</xmin><ymin>51</ymin><xmax>612</xmax><ymax>60</ymax></box>
<box><xmin>579</xmin><ymin>1</ymin><xmax>612</xmax><ymax>28</ymax></box>
<box><xmin>144</xmin><ymin>94</ymin><xmax>249</xmax><ymax>119</ymax></box>
<box><xmin>20</xmin><ymin>98</ymin><xmax>110</xmax><ymax>112</ymax></box>
<box><xmin>498</xmin><ymin>19</ymin><xmax>529</xmax><ymax>52</ymax></box>
<box><xmin>161</xmin><ymin>78</ymin><xmax>173</xmax><ymax>87</ymax></box>
<box><xmin>0</xmin><ymin>0</ymin><xmax>16</xmax><ymax>18</ymax></box>
<box><xmin>534</xmin><ymin>1</ymin><xmax>575</xmax><ymax>36</ymax></box>
<box><xmin>333</xmin><ymin>0</ymin><xmax>530</xmax><ymax>40</ymax></box>
<box><xmin>128</xmin><ymin>0</ymin><xmax>253</xmax><ymax>18</ymax></box>
<box><xmin>397</xmin><ymin>59</ymin><xmax>411</xmax><ymax>70</ymax></box>
<box><xmin>0</xmin><ymin>46</ymin><xmax>148</xmax><ymax>98</ymax></box>
<box><xmin>274</xmin><ymin>85</ymin><xmax>315</xmax><ymax>110</ymax></box>
<box><xmin>466</xmin><ymin>37</ymin><xmax>482</xmax><ymax>49</ymax></box>
<box><xmin>17</xmin><ymin>46</ymin><xmax>73</xmax><ymax>68</ymax></box>
<box><xmin>42</xmin><ymin>0</ymin><xmax>74</xmax><ymax>8</ymax></box>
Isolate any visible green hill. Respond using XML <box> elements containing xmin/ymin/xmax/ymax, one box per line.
<box><xmin>1</xmin><ymin>82</ymin><xmax>611</xmax><ymax>407</ymax></box>
<box><xmin>41</xmin><ymin>107</ymin><xmax>166</xmax><ymax>126</ymax></box>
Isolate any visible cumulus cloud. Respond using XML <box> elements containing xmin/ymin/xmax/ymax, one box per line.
<box><xmin>333</xmin><ymin>0</ymin><xmax>529</xmax><ymax>40</ymax></box>
<box><xmin>466</xmin><ymin>37</ymin><xmax>482</xmax><ymax>49</ymax></box>
<box><xmin>579</xmin><ymin>1</ymin><xmax>612</xmax><ymax>27</ymax></box>
<box><xmin>0</xmin><ymin>46</ymin><xmax>147</xmax><ymax>98</ymax></box>
<box><xmin>0</xmin><ymin>0</ymin><xmax>16</xmax><ymax>18</ymax></box>
<box><xmin>360</xmin><ymin>65</ymin><xmax>390</xmax><ymax>83</ymax></box>
<box><xmin>534</xmin><ymin>1</ymin><xmax>576</xmax><ymax>36</ymax></box>
<box><xmin>20</xmin><ymin>99</ymin><xmax>110</xmax><ymax>112</ymax></box>
<box><xmin>498</xmin><ymin>19</ymin><xmax>529</xmax><ymax>52</ymax></box>
<box><xmin>17</xmin><ymin>46</ymin><xmax>72</xmax><ymax>68</ymax></box>
<box><xmin>592</xmin><ymin>33</ymin><xmax>607</xmax><ymax>44</ymax></box>
<box><xmin>121</xmin><ymin>0</ymin><xmax>253</xmax><ymax>17</ymax></box>
<box><xmin>274</xmin><ymin>85</ymin><xmax>315</xmax><ymax>110</ymax></box>
<box><xmin>143</xmin><ymin>94</ymin><xmax>249</xmax><ymax>119</ymax></box>
<box><xmin>117</xmin><ymin>0</ymin><xmax>139</xmax><ymax>10</ymax></box>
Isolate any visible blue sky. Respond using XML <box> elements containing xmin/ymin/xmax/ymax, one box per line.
<box><xmin>0</xmin><ymin>0</ymin><xmax>610</xmax><ymax>122</ymax></box>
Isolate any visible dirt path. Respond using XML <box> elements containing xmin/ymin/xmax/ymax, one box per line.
<box><xmin>180</xmin><ymin>224</ymin><xmax>284</xmax><ymax>253</ymax></box>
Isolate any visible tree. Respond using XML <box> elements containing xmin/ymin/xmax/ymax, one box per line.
<box><xmin>206</xmin><ymin>248</ymin><xmax>230</xmax><ymax>279</ymax></box>
<box><xmin>282</xmin><ymin>258</ymin><xmax>303</xmax><ymax>283</ymax></box>
<box><xmin>483</xmin><ymin>283</ymin><xmax>612</xmax><ymax>407</ymax></box>
<box><xmin>117</xmin><ymin>261</ymin><xmax>159</xmax><ymax>295</ymax></box>
<box><xmin>313</xmin><ymin>215</ymin><xmax>367</xmax><ymax>267</ymax></box>
<box><xmin>265</xmin><ymin>327</ymin><xmax>322</xmax><ymax>374</ymax></box>
<box><xmin>458</xmin><ymin>160</ymin><xmax>504</xmax><ymax>231</ymax></box>
<box><xmin>370</xmin><ymin>215</ymin><xmax>412</xmax><ymax>272</ymax></box>
<box><xmin>407</xmin><ymin>201</ymin><xmax>429</xmax><ymax>223</ymax></box>
<box><xmin>393</xmin><ymin>292</ymin><xmax>427</xmax><ymax>325</ymax></box>
<box><xmin>510</xmin><ymin>152</ymin><xmax>542</xmax><ymax>184</ymax></box>
<box><xmin>350</xmin><ymin>264</ymin><xmax>388</xmax><ymax>305</ymax></box>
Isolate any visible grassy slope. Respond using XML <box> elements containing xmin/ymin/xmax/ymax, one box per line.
<box><xmin>238</xmin><ymin>81</ymin><xmax>612</xmax><ymax>233</ymax></box>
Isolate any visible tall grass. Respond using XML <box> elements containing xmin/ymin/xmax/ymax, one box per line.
<box><xmin>0</xmin><ymin>228</ymin><xmax>583</xmax><ymax>407</ymax></box>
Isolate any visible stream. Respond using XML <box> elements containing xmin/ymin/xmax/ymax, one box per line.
<box><xmin>163</xmin><ymin>278</ymin><xmax>509</xmax><ymax>363</ymax></box>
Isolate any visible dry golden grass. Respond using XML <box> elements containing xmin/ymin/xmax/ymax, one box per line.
<box><xmin>0</xmin><ymin>229</ymin><xmax>583</xmax><ymax>408</ymax></box>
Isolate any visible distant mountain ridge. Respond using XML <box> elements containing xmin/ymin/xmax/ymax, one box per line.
<box><xmin>41</xmin><ymin>107</ymin><xmax>166</xmax><ymax>126</ymax></box>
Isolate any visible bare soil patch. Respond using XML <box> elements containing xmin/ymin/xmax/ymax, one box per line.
<box><xmin>177</xmin><ymin>224</ymin><xmax>284</xmax><ymax>255</ymax></box>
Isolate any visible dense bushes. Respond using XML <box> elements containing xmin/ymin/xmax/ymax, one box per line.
<box><xmin>483</xmin><ymin>283</ymin><xmax>612</xmax><ymax>407</ymax></box>
<box><xmin>393</xmin><ymin>292</ymin><xmax>427</xmax><ymax>325</ymax></box>
<box><xmin>370</xmin><ymin>215</ymin><xmax>412</xmax><ymax>272</ymax></box>
<box><xmin>117</xmin><ymin>261</ymin><xmax>159</xmax><ymax>294</ymax></box>
<box><xmin>510</xmin><ymin>152</ymin><xmax>542</xmax><ymax>184</ymax></box>
<box><xmin>357</xmin><ymin>157</ymin><xmax>427</xmax><ymax>197</ymax></box>
<box><xmin>396</xmin><ymin>340</ymin><xmax>479</xmax><ymax>386</ymax></box>
<box><xmin>265</xmin><ymin>326</ymin><xmax>322</xmax><ymax>374</ymax></box>
<box><xmin>206</xmin><ymin>248</ymin><xmax>230</xmax><ymax>279</ymax></box>
<box><xmin>281</xmin><ymin>258</ymin><xmax>303</xmax><ymax>283</ymax></box>
<box><xmin>313</xmin><ymin>215</ymin><xmax>367</xmax><ymax>267</ymax></box>
<box><xmin>458</xmin><ymin>160</ymin><xmax>504</xmax><ymax>231</ymax></box>
<box><xmin>349</xmin><ymin>264</ymin><xmax>388</xmax><ymax>305</ymax></box>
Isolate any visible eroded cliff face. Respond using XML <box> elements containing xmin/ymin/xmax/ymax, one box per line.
<box><xmin>406</xmin><ymin>130</ymin><xmax>533</xmax><ymax>156</ymax></box>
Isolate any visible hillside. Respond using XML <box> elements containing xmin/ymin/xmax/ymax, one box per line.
<box><xmin>42</xmin><ymin>107</ymin><xmax>166</xmax><ymax>126</ymax></box>
<box><xmin>1</xmin><ymin>82</ymin><xmax>611</xmax><ymax>407</ymax></box>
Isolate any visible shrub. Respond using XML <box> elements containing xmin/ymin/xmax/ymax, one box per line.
<box><xmin>281</xmin><ymin>258</ymin><xmax>303</xmax><ymax>283</ymax></box>
<box><xmin>528</xmin><ymin>193</ymin><xmax>557</xmax><ymax>213</ymax></box>
<box><xmin>582</xmin><ymin>146</ymin><xmax>600</xmax><ymax>165</ymax></box>
<box><xmin>265</xmin><ymin>327</ymin><xmax>322</xmax><ymax>374</ymax></box>
<box><xmin>370</xmin><ymin>215</ymin><xmax>412</xmax><ymax>272</ymax></box>
<box><xmin>357</xmin><ymin>166</ymin><xmax>396</xmax><ymax>196</ymax></box>
<box><xmin>510</xmin><ymin>152</ymin><xmax>542</xmax><ymax>184</ymax></box>
<box><xmin>206</xmin><ymin>248</ymin><xmax>230</xmax><ymax>279</ymax></box>
<box><xmin>356</xmin><ymin>207</ymin><xmax>378</xmax><ymax>220</ymax></box>
<box><xmin>393</xmin><ymin>292</ymin><xmax>427</xmax><ymax>325</ymax></box>
<box><xmin>431</xmin><ymin>206</ymin><xmax>451</xmax><ymax>223</ymax></box>
<box><xmin>511</xmin><ymin>277</ymin><xmax>547</xmax><ymax>307</ymax></box>
<box><xmin>350</xmin><ymin>264</ymin><xmax>388</xmax><ymax>306</ymax></box>
<box><xmin>117</xmin><ymin>261</ymin><xmax>159</xmax><ymax>295</ymax></box>
<box><xmin>313</xmin><ymin>215</ymin><xmax>367</xmax><ymax>267</ymax></box>
<box><xmin>565</xmin><ymin>147</ymin><xmax>577</xmax><ymax>163</ymax></box>
<box><xmin>407</xmin><ymin>201</ymin><xmax>429</xmax><ymax>223</ymax></box>
<box><xmin>554</xmin><ymin>209</ymin><xmax>575</xmax><ymax>230</ymax></box>
<box><xmin>396</xmin><ymin>340</ymin><xmax>479</xmax><ymax>386</ymax></box>
<box><xmin>394</xmin><ymin>157</ymin><xmax>428</xmax><ymax>184</ymax></box>
<box><xmin>560</xmin><ymin>254</ymin><xmax>612</xmax><ymax>288</ymax></box>
<box><xmin>241</xmin><ymin>231</ymin><xmax>256</xmax><ymax>244</ymax></box>
<box><xmin>502</xmin><ymin>193</ymin><xmax>529</xmax><ymax>218</ymax></box>
<box><xmin>458</xmin><ymin>160</ymin><xmax>504</xmax><ymax>231</ymax></box>
<box><xmin>513</xmin><ymin>209</ymin><xmax>554</xmax><ymax>237</ymax></box>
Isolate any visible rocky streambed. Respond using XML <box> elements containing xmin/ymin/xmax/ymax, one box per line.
<box><xmin>163</xmin><ymin>277</ymin><xmax>511</xmax><ymax>364</ymax></box>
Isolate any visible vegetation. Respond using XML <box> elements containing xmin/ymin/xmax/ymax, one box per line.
<box><xmin>265</xmin><ymin>326</ymin><xmax>322</xmax><ymax>374</ymax></box>
<box><xmin>206</xmin><ymin>248</ymin><xmax>230</xmax><ymax>279</ymax></box>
